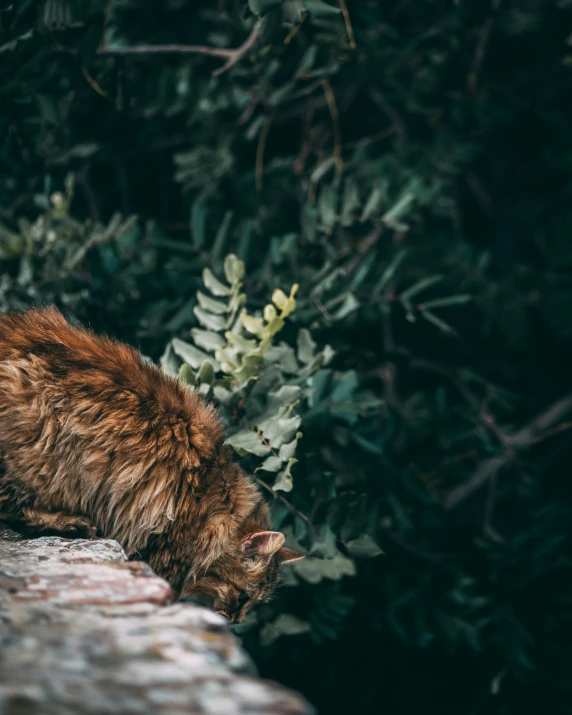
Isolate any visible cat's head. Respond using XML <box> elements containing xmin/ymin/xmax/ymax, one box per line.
<box><xmin>180</xmin><ymin>531</ymin><xmax>304</xmax><ymax>623</ymax></box>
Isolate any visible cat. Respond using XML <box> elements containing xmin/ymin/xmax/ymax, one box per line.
<box><xmin>0</xmin><ymin>306</ymin><xmax>304</xmax><ymax>623</ymax></box>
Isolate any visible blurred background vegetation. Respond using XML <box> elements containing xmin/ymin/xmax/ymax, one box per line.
<box><xmin>2</xmin><ymin>1</ymin><xmax>572</xmax><ymax>713</ymax></box>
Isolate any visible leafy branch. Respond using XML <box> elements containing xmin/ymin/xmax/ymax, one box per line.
<box><xmin>161</xmin><ymin>252</ymin><xmax>334</xmax><ymax>495</ymax></box>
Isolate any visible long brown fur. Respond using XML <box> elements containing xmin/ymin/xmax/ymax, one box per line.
<box><xmin>0</xmin><ymin>307</ymin><xmax>303</xmax><ymax>622</ymax></box>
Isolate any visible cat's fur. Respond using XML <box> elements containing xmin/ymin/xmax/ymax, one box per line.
<box><xmin>0</xmin><ymin>307</ymin><xmax>303</xmax><ymax>622</ymax></box>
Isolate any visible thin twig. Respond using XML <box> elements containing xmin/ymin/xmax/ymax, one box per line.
<box><xmin>528</xmin><ymin>420</ymin><xmax>572</xmax><ymax>445</ymax></box>
<box><xmin>338</xmin><ymin>0</ymin><xmax>356</xmax><ymax>49</ymax></box>
<box><xmin>381</xmin><ymin>362</ymin><xmax>399</xmax><ymax>412</ymax></box>
<box><xmin>355</xmin><ymin>225</ymin><xmax>383</xmax><ymax>254</ymax></box>
<box><xmin>312</xmin><ymin>295</ymin><xmax>334</xmax><ymax>322</ymax></box>
<box><xmin>505</xmin><ymin>394</ymin><xmax>572</xmax><ymax>447</ymax></box>
<box><xmin>284</xmin><ymin>11</ymin><xmax>308</xmax><ymax>45</ymax></box>
<box><xmin>88</xmin><ymin>19</ymin><xmax>263</xmax><ymax>78</ymax></box>
<box><xmin>468</xmin><ymin>0</ymin><xmax>502</xmax><ymax>93</ymax></box>
<box><xmin>255</xmin><ymin>476</ymin><xmax>312</xmax><ymax>527</ymax></box>
<box><xmin>212</xmin><ymin>20</ymin><xmax>264</xmax><ymax>77</ymax></box>
<box><xmin>237</xmin><ymin>92</ymin><xmax>259</xmax><ymax>125</ymax></box>
<box><xmin>101</xmin><ymin>0</ymin><xmax>114</xmax><ymax>50</ymax></box>
<box><xmin>380</xmin><ymin>271</ymin><xmax>400</xmax><ymax>413</ymax></box>
<box><xmin>370</xmin><ymin>89</ymin><xmax>407</xmax><ymax>148</ymax></box>
<box><xmin>81</xmin><ymin>67</ymin><xmax>107</xmax><ymax>98</ymax></box>
<box><xmin>253</xmin><ymin>432</ymin><xmax>312</xmax><ymax>526</ymax></box>
<box><xmin>295</xmin><ymin>102</ymin><xmax>316</xmax><ymax>174</ymax></box>
<box><xmin>444</xmin><ymin>393</ymin><xmax>572</xmax><ymax>509</ymax></box>
<box><xmin>97</xmin><ymin>44</ymin><xmax>230</xmax><ymax>58</ymax></box>
<box><xmin>320</xmin><ymin>79</ymin><xmax>343</xmax><ymax>174</ymax></box>
<box><xmin>444</xmin><ymin>454</ymin><xmax>511</xmax><ymax>511</ymax></box>
<box><xmin>287</xmin><ymin>80</ymin><xmax>322</xmax><ymax>102</ymax></box>
<box><xmin>341</xmin><ymin>125</ymin><xmax>397</xmax><ymax>150</ymax></box>
<box><xmin>256</xmin><ymin>112</ymin><xmax>275</xmax><ymax>191</ymax></box>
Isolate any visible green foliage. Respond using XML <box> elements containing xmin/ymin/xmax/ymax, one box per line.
<box><xmin>2</xmin><ymin>1</ymin><xmax>572</xmax><ymax>714</ymax></box>
<box><xmin>0</xmin><ymin>174</ymin><xmax>148</xmax><ymax>329</ymax></box>
<box><xmin>162</xmin><ymin>253</ymin><xmax>381</xmax><ymax>613</ymax></box>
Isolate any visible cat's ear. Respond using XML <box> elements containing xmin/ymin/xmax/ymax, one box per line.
<box><xmin>241</xmin><ymin>531</ymin><xmax>285</xmax><ymax>556</ymax></box>
<box><xmin>278</xmin><ymin>547</ymin><xmax>305</xmax><ymax>564</ymax></box>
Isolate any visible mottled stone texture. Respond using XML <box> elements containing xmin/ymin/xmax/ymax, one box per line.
<box><xmin>0</xmin><ymin>526</ymin><xmax>312</xmax><ymax>715</ymax></box>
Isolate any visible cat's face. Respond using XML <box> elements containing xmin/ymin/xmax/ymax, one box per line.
<box><xmin>180</xmin><ymin>531</ymin><xmax>304</xmax><ymax>623</ymax></box>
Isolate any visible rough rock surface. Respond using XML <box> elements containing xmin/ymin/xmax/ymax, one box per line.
<box><xmin>0</xmin><ymin>525</ymin><xmax>312</xmax><ymax>714</ymax></box>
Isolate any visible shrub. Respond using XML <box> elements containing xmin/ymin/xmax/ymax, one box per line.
<box><xmin>161</xmin><ymin>253</ymin><xmax>383</xmax><ymax>644</ymax></box>
<box><xmin>2</xmin><ymin>1</ymin><xmax>572</xmax><ymax>713</ymax></box>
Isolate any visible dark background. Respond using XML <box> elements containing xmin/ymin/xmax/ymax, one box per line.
<box><xmin>2</xmin><ymin>1</ymin><xmax>572</xmax><ymax>713</ymax></box>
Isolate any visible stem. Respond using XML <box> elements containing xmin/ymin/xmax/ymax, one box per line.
<box><xmin>101</xmin><ymin>0</ymin><xmax>114</xmax><ymax>50</ymax></box>
<box><xmin>284</xmin><ymin>11</ymin><xmax>308</xmax><ymax>46</ymax></box>
<box><xmin>254</xmin><ymin>477</ymin><xmax>312</xmax><ymax>527</ymax></box>
<box><xmin>88</xmin><ymin>20</ymin><xmax>264</xmax><ymax>78</ymax></box>
<box><xmin>254</xmin><ymin>432</ymin><xmax>312</xmax><ymax>526</ymax></box>
<box><xmin>320</xmin><ymin>79</ymin><xmax>343</xmax><ymax>174</ymax></box>
<box><xmin>81</xmin><ymin>67</ymin><xmax>107</xmax><ymax>98</ymax></box>
<box><xmin>338</xmin><ymin>0</ymin><xmax>356</xmax><ymax>49</ymax></box>
<box><xmin>256</xmin><ymin>113</ymin><xmax>275</xmax><ymax>191</ymax></box>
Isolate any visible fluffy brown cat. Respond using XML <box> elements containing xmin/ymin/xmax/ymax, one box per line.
<box><xmin>0</xmin><ymin>307</ymin><xmax>303</xmax><ymax>623</ymax></box>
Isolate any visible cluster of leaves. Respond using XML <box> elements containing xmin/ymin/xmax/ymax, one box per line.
<box><xmin>162</xmin><ymin>253</ymin><xmax>382</xmax><ymax>642</ymax></box>
<box><xmin>162</xmin><ymin>255</ymin><xmax>312</xmax><ymax>494</ymax></box>
<box><xmin>0</xmin><ymin>173</ymin><xmax>151</xmax><ymax>333</ymax></box>
<box><xmin>2</xmin><ymin>1</ymin><xmax>572</xmax><ymax>714</ymax></box>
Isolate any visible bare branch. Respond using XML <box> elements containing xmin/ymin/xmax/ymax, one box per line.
<box><xmin>254</xmin><ymin>476</ymin><xmax>312</xmax><ymax>527</ymax></box>
<box><xmin>96</xmin><ymin>44</ymin><xmax>231</xmax><ymax>59</ymax></box>
<box><xmin>444</xmin><ymin>455</ymin><xmax>511</xmax><ymax>511</ymax></box>
<box><xmin>212</xmin><ymin>20</ymin><xmax>264</xmax><ymax>77</ymax></box>
<box><xmin>443</xmin><ymin>393</ymin><xmax>572</xmax><ymax>510</ymax></box>
<box><xmin>339</xmin><ymin>0</ymin><xmax>357</xmax><ymax>49</ymax></box>
<box><xmin>92</xmin><ymin>20</ymin><xmax>264</xmax><ymax>78</ymax></box>
<box><xmin>505</xmin><ymin>393</ymin><xmax>572</xmax><ymax>447</ymax></box>
<box><xmin>284</xmin><ymin>11</ymin><xmax>308</xmax><ymax>46</ymax></box>
<box><xmin>81</xmin><ymin>67</ymin><xmax>107</xmax><ymax>98</ymax></box>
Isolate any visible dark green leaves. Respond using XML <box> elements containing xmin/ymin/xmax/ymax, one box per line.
<box><xmin>301</xmin><ymin>0</ymin><xmax>342</xmax><ymax>17</ymax></box>
<box><xmin>4</xmin><ymin>1</ymin><xmax>569</xmax><ymax>706</ymax></box>
<box><xmin>260</xmin><ymin>614</ymin><xmax>311</xmax><ymax>646</ymax></box>
<box><xmin>344</xmin><ymin>535</ymin><xmax>384</xmax><ymax>559</ymax></box>
<box><xmin>249</xmin><ymin>0</ymin><xmax>284</xmax><ymax>17</ymax></box>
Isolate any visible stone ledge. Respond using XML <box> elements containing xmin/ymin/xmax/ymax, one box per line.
<box><xmin>0</xmin><ymin>525</ymin><xmax>312</xmax><ymax>715</ymax></box>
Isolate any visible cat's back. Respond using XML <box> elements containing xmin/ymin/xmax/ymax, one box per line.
<box><xmin>0</xmin><ymin>306</ymin><xmax>146</xmax><ymax>385</ymax></box>
<box><xmin>0</xmin><ymin>307</ymin><xmax>151</xmax><ymax>411</ymax></box>
<box><xmin>0</xmin><ymin>306</ymin><xmax>224</xmax><ymax>465</ymax></box>
<box><xmin>0</xmin><ymin>308</ymin><xmax>239</xmax><ymax>555</ymax></box>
